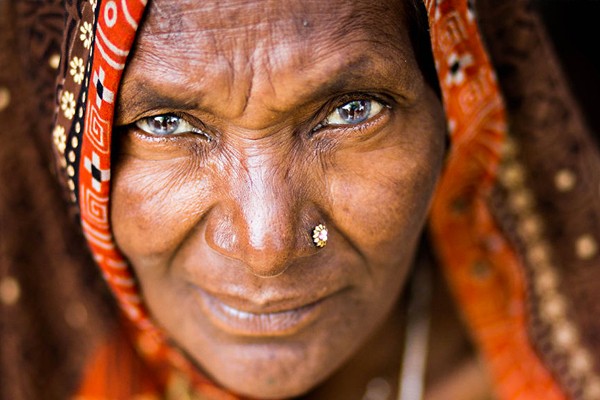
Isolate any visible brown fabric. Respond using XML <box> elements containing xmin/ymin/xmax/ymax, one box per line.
<box><xmin>478</xmin><ymin>1</ymin><xmax>600</xmax><ymax>397</ymax></box>
<box><xmin>0</xmin><ymin>1</ymin><xmax>117</xmax><ymax>399</ymax></box>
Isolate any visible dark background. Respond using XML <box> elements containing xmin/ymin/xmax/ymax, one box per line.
<box><xmin>536</xmin><ymin>0</ymin><xmax>600</xmax><ymax>141</ymax></box>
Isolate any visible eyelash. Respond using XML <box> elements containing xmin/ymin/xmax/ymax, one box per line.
<box><xmin>311</xmin><ymin>95</ymin><xmax>390</xmax><ymax>134</ymax></box>
<box><xmin>134</xmin><ymin>112</ymin><xmax>213</xmax><ymax>141</ymax></box>
<box><xmin>132</xmin><ymin>94</ymin><xmax>391</xmax><ymax>139</ymax></box>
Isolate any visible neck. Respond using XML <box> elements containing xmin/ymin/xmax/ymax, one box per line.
<box><xmin>303</xmin><ymin>294</ymin><xmax>406</xmax><ymax>400</ymax></box>
<box><xmin>302</xmin><ymin>250</ymin><xmax>490</xmax><ymax>400</ymax></box>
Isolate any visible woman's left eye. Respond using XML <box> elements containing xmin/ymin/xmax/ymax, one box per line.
<box><xmin>135</xmin><ymin>114</ymin><xmax>204</xmax><ymax>137</ymax></box>
<box><xmin>322</xmin><ymin>99</ymin><xmax>385</xmax><ymax>127</ymax></box>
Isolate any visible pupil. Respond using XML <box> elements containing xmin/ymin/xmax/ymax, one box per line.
<box><xmin>338</xmin><ymin>100</ymin><xmax>371</xmax><ymax>124</ymax></box>
<box><xmin>151</xmin><ymin>115</ymin><xmax>179</xmax><ymax>134</ymax></box>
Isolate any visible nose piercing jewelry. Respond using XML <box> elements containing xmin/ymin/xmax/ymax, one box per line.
<box><xmin>312</xmin><ymin>224</ymin><xmax>328</xmax><ymax>248</ymax></box>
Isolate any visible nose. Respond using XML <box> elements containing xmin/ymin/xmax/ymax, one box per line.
<box><xmin>205</xmin><ymin>154</ymin><xmax>317</xmax><ymax>277</ymax></box>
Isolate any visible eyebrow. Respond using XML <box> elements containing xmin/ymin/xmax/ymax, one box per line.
<box><xmin>304</xmin><ymin>55</ymin><xmax>385</xmax><ymax>98</ymax></box>
<box><xmin>115</xmin><ymin>86</ymin><xmax>200</xmax><ymax>125</ymax></box>
<box><xmin>115</xmin><ymin>50</ymin><xmax>417</xmax><ymax>125</ymax></box>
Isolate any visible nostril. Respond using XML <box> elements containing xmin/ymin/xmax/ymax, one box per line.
<box><xmin>204</xmin><ymin>211</ymin><xmax>296</xmax><ymax>276</ymax></box>
<box><xmin>239</xmin><ymin>225</ymin><xmax>296</xmax><ymax>277</ymax></box>
<box><xmin>205</xmin><ymin>208</ymin><xmax>323</xmax><ymax>277</ymax></box>
<box><xmin>242</xmin><ymin>252</ymin><xmax>292</xmax><ymax>278</ymax></box>
<box><xmin>205</xmin><ymin>214</ymin><xmax>238</xmax><ymax>257</ymax></box>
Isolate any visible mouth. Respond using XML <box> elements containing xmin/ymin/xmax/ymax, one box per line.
<box><xmin>194</xmin><ymin>288</ymin><xmax>329</xmax><ymax>337</ymax></box>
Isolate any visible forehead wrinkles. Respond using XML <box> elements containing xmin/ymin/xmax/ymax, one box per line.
<box><xmin>137</xmin><ymin>0</ymin><xmax>409</xmax><ymax>64</ymax></box>
<box><xmin>127</xmin><ymin>0</ymin><xmax>415</xmax><ymax>123</ymax></box>
<box><xmin>142</xmin><ymin>0</ymin><xmax>405</xmax><ymax>38</ymax></box>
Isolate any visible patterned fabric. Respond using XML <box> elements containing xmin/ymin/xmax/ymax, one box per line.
<box><xmin>43</xmin><ymin>0</ymin><xmax>599</xmax><ymax>398</ymax></box>
<box><xmin>428</xmin><ymin>2</ymin><xmax>600</xmax><ymax>400</ymax></box>
<box><xmin>425</xmin><ymin>1</ymin><xmax>565</xmax><ymax>398</ymax></box>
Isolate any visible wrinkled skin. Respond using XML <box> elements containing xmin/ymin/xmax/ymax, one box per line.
<box><xmin>111</xmin><ymin>0</ymin><xmax>445</xmax><ymax>398</ymax></box>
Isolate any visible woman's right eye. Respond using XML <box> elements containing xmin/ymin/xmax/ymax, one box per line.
<box><xmin>135</xmin><ymin>114</ymin><xmax>209</xmax><ymax>139</ymax></box>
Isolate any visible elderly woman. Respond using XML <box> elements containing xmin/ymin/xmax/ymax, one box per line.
<box><xmin>1</xmin><ymin>0</ymin><xmax>599</xmax><ymax>399</ymax></box>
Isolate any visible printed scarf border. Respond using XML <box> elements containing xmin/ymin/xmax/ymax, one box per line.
<box><xmin>53</xmin><ymin>0</ymin><xmax>154</xmax><ymax>329</ymax></box>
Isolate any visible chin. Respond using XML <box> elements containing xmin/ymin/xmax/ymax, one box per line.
<box><xmin>191</xmin><ymin>339</ymin><xmax>350</xmax><ymax>399</ymax></box>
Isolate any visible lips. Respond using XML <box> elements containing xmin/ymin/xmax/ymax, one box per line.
<box><xmin>194</xmin><ymin>288</ymin><xmax>328</xmax><ymax>337</ymax></box>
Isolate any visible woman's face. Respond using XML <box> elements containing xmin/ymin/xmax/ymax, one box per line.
<box><xmin>111</xmin><ymin>0</ymin><xmax>445</xmax><ymax>397</ymax></box>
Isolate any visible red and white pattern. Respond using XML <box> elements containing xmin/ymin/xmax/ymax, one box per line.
<box><xmin>79</xmin><ymin>0</ymin><xmax>151</xmax><ymax>328</ymax></box>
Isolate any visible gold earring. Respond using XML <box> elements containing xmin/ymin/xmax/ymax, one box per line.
<box><xmin>312</xmin><ymin>224</ymin><xmax>328</xmax><ymax>248</ymax></box>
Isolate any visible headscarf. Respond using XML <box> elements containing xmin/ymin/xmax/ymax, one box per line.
<box><xmin>7</xmin><ymin>0</ymin><xmax>598</xmax><ymax>398</ymax></box>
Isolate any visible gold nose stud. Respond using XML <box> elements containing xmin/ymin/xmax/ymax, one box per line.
<box><xmin>312</xmin><ymin>224</ymin><xmax>328</xmax><ymax>248</ymax></box>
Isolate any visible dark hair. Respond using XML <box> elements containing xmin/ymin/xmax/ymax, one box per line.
<box><xmin>406</xmin><ymin>0</ymin><xmax>441</xmax><ymax>97</ymax></box>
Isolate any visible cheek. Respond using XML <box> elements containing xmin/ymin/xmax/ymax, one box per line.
<box><xmin>331</xmin><ymin>161</ymin><xmax>433</xmax><ymax>241</ymax></box>
<box><xmin>328</xmin><ymin>119</ymin><xmax>445</xmax><ymax>259</ymax></box>
<box><xmin>110</xmin><ymin>155</ymin><xmax>214</xmax><ymax>264</ymax></box>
